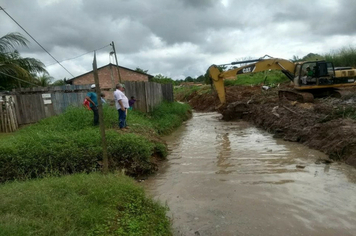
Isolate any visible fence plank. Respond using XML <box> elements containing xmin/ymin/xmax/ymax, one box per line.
<box><xmin>0</xmin><ymin>96</ymin><xmax>18</xmax><ymax>132</ymax></box>
<box><xmin>5</xmin><ymin>82</ymin><xmax>173</xmax><ymax>129</ymax></box>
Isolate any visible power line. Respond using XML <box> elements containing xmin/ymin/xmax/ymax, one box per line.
<box><xmin>0</xmin><ymin>6</ymin><xmax>75</xmax><ymax>78</ymax></box>
<box><xmin>45</xmin><ymin>44</ymin><xmax>111</xmax><ymax>67</ymax></box>
<box><xmin>0</xmin><ymin>71</ymin><xmax>40</xmax><ymax>87</ymax></box>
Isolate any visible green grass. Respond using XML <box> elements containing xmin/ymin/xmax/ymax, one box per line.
<box><xmin>0</xmin><ymin>102</ymin><xmax>189</xmax><ymax>235</ymax></box>
<box><xmin>150</xmin><ymin>102</ymin><xmax>191</xmax><ymax>135</ymax></box>
<box><xmin>0</xmin><ymin>102</ymin><xmax>191</xmax><ymax>182</ymax></box>
<box><xmin>174</xmin><ymin>85</ymin><xmax>212</xmax><ymax>102</ymax></box>
<box><xmin>324</xmin><ymin>46</ymin><xmax>356</xmax><ymax>68</ymax></box>
<box><xmin>0</xmin><ymin>173</ymin><xmax>171</xmax><ymax>236</ymax></box>
<box><xmin>224</xmin><ymin>70</ymin><xmax>289</xmax><ymax>87</ymax></box>
<box><xmin>0</xmin><ymin>133</ymin><xmax>11</xmax><ymax>140</ymax></box>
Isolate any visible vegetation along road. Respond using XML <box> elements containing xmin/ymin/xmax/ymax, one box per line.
<box><xmin>0</xmin><ymin>102</ymin><xmax>191</xmax><ymax>235</ymax></box>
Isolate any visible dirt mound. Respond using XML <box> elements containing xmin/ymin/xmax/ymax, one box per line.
<box><xmin>188</xmin><ymin>92</ymin><xmax>217</xmax><ymax>112</ymax></box>
<box><xmin>184</xmin><ymin>84</ymin><xmax>356</xmax><ymax>167</ymax></box>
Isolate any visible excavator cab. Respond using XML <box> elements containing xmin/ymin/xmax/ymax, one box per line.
<box><xmin>296</xmin><ymin>61</ymin><xmax>356</xmax><ymax>88</ymax></box>
<box><xmin>296</xmin><ymin>61</ymin><xmax>334</xmax><ymax>86</ymax></box>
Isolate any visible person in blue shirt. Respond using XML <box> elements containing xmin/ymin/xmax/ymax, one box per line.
<box><xmin>100</xmin><ymin>92</ymin><xmax>107</xmax><ymax>104</ymax></box>
<box><xmin>86</xmin><ymin>84</ymin><xmax>99</xmax><ymax>126</ymax></box>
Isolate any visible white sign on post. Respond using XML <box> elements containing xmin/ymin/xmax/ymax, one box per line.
<box><xmin>42</xmin><ymin>93</ymin><xmax>51</xmax><ymax>98</ymax></box>
<box><xmin>42</xmin><ymin>93</ymin><xmax>52</xmax><ymax>104</ymax></box>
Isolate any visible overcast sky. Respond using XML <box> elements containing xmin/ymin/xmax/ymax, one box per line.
<box><xmin>1</xmin><ymin>0</ymin><xmax>356</xmax><ymax>81</ymax></box>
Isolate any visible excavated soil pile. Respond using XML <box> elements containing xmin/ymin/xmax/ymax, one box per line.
<box><xmin>186</xmin><ymin>85</ymin><xmax>356</xmax><ymax>167</ymax></box>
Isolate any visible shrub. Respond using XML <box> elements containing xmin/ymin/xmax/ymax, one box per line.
<box><xmin>150</xmin><ymin>101</ymin><xmax>191</xmax><ymax>135</ymax></box>
<box><xmin>0</xmin><ymin>173</ymin><xmax>171</xmax><ymax>236</ymax></box>
<box><xmin>0</xmin><ymin>102</ymin><xmax>190</xmax><ymax>182</ymax></box>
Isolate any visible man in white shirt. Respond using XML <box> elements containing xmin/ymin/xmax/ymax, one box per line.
<box><xmin>114</xmin><ymin>84</ymin><xmax>129</xmax><ymax>129</ymax></box>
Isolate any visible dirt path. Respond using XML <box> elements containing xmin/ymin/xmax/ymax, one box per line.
<box><xmin>184</xmin><ymin>85</ymin><xmax>356</xmax><ymax>167</ymax></box>
<box><xmin>145</xmin><ymin>112</ymin><xmax>356</xmax><ymax>236</ymax></box>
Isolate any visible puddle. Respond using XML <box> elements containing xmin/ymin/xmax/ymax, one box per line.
<box><xmin>144</xmin><ymin>112</ymin><xmax>356</xmax><ymax>236</ymax></box>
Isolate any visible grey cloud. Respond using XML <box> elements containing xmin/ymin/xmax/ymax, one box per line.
<box><xmin>271</xmin><ymin>0</ymin><xmax>356</xmax><ymax>36</ymax></box>
<box><xmin>1</xmin><ymin>0</ymin><xmax>356</xmax><ymax>81</ymax></box>
<box><xmin>180</xmin><ymin>0</ymin><xmax>215</xmax><ymax>8</ymax></box>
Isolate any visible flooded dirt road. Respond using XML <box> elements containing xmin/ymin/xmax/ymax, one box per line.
<box><xmin>145</xmin><ymin>112</ymin><xmax>356</xmax><ymax>236</ymax></box>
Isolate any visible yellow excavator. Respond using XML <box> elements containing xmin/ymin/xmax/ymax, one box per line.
<box><xmin>208</xmin><ymin>55</ymin><xmax>356</xmax><ymax>104</ymax></box>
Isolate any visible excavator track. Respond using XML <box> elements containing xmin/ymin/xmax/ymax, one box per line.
<box><xmin>330</xmin><ymin>89</ymin><xmax>353</xmax><ymax>98</ymax></box>
<box><xmin>278</xmin><ymin>90</ymin><xmax>314</xmax><ymax>103</ymax></box>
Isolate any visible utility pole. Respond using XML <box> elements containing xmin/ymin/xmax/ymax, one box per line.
<box><xmin>110</xmin><ymin>41</ymin><xmax>122</xmax><ymax>84</ymax></box>
<box><xmin>93</xmin><ymin>51</ymin><xmax>108</xmax><ymax>173</ymax></box>
<box><xmin>109</xmin><ymin>59</ymin><xmax>115</xmax><ymax>91</ymax></box>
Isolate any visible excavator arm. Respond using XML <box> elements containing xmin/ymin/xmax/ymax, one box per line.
<box><xmin>208</xmin><ymin>57</ymin><xmax>296</xmax><ymax>105</ymax></box>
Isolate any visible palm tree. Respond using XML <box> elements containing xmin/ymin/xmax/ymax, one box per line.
<box><xmin>34</xmin><ymin>73</ymin><xmax>53</xmax><ymax>87</ymax></box>
<box><xmin>51</xmin><ymin>78</ymin><xmax>67</xmax><ymax>86</ymax></box>
<box><xmin>0</xmin><ymin>32</ymin><xmax>47</xmax><ymax>90</ymax></box>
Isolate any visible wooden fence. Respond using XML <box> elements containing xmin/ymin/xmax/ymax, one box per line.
<box><xmin>0</xmin><ymin>95</ymin><xmax>18</xmax><ymax>132</ymax></box>
<box><xmin>1</xmin><ymin>81</ymin><xmax>173</xmax><ymax>130</ymax></box>
<box><xmin>124</xmin><ymin>81</ymin><xmax>174</xmax><ymax>112</ymax></box>
<box><xmin>13</xmin><ymin>85</ymin><xmax>91</xmax><ymax>126</ymax></box>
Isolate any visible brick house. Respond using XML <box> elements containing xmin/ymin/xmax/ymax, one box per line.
<box><xmin>66</xmin><ymin>63</ymin><xmax>153</xmax><ymax>99</ymax></box>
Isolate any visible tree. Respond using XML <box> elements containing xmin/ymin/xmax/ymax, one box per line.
<box><xmin>34</xmin><ymin>73</ymin><xmax>53</xmax><ymax>87</ymax></box>
<box><xmin>135</xmin><ymin>67</ymin><xmax>149</xmax><ymax>74</ymax></box>
<box><xmin>302</xmin><ymin>53</ymin><xmax>324</xmax><ymax>61</ymax></box>
<box><xmin>151</xmin><ymin>74</ymin><xmax>176</xmax><ymax>84</ymax></box>
<box><xmin>291</xmin><ymin>55</ymin><xmax>302</xmax><ymax>62</ymax></box>
<box><xmin>0</xmin><ymin>32</ymin><xmax>47</xmax><ymax>89</ymax></box>
<box><xmin>52</xmin><ymin>78</ymin><xmax>67</xmax><ymax>86</ymax></box>
<box><xmin>196</xmin><ymin>75</ymin><xmax>205</xmax><ymax>82</ymax></box>
<box><xmin>184</xmin><ymin>76</ymin><xmax>194</xmax><ymax>82</ymax></box>
<box><xmin>217</xmin><ymin>65</ymin><xmax>227</xmax><ymax>72</ymax></box>
<box><xmin>204</xmin><ymin>70</ymin><xmax>212</xmax><ymax>85</ymax></box>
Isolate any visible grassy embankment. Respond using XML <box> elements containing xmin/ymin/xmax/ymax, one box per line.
<box><xmin>0</xmin><ymin>173</ymin><xmax>170</xmax><ymax>236</ymax></box>
<box><xmin>0</xmin><ymin>101</ymin><xmax>191</xmax><ymax>236</ymax></box>
<box><xmin>224</xmin><ymin>70</ymin><xmax>289</xmax><ymax>87</ymax></box>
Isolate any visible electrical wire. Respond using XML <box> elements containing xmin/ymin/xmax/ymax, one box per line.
<box><xmin>0</xmin><ymin>6</ymin><xmax>75</xmax><ymax>78</ymax></box>
<box><xmin>45</xmin><ymin>44</ymin><xmax>111</xmax><ymax>67</ymax></box>
<box><xmin>0</xmin><ymin>71</ymin><xmax>40</xmax><ymax>87</ymax></box>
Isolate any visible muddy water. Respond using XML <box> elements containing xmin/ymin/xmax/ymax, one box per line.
<box><xmin>144</xmin><ymin>112</ymin><xmax>356</xmax><ymax>236</ymax></box>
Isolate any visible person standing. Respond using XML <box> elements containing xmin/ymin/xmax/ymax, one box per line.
<box><xmin>114</xmin><ymin>84</ymin><xmax>129</xmax><ymax>129</ymax></box>
<box><xmin>86</xmin><ymin>84</ymin><xmax>99</xmax><ymax>126</ymax></box>
<box><xmin>128</xmin><ymin>96</ymin><xmax>136</xmax><ymax>110</ymax></box>
<box><xmin>100</xmin><ymin>92</ymin><xmax>107</xmax><ymax>104</ymax></box>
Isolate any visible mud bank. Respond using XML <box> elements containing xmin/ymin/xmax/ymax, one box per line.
<box><xmin>185</xmin><ymin>85</ymin><xmax>356</xmax><ymax>167</ymax></box>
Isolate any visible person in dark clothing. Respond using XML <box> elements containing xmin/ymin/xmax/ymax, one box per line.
<box><xmin>86</xmin><ymin>84</ymin><xmax>99</xmax><ymax>126</ymax></box>
<box><xmin>128</xmin><ymin>96</ymin><xmax>136</xmax><ymax>110</ymax></box>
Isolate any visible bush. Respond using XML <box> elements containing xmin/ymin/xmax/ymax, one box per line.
<box><xmin>150</xmin><ymin>101</ymin><xmax>191</xmax><ymax>135</ymax></box>
<box><xmin>106</xmin><ymin>131</ymin><xmax>156</xmax><ymax>176</ymax></box>
<box><xmin>0</xmin><ymin>173</ymin><xmax>171</xmax><ymax>236</ymax></box>
<box><xmin>0</xmin><ymin>102</ymin><xmax>191</xmax><ymax>182</ymax></box>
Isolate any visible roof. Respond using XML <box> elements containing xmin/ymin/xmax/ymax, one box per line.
<box><xmin>66</xmin><ymin>63</ymin><xmax>153</xmax><ymax>82</ymax></box>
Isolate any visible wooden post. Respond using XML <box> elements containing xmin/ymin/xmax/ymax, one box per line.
<box><xmin>111</xmin><ymin>41</ymin><xmax>122</xmax><ymax>83</ymax></box>
<box><xmin>109</xmin><ymin>63</ymin><xmax>116</xmax><ymax>91</ymax></box>
<box><xmin>93</xmin><ymin>51</ymin><xmax>109</xmax><ymax>173</ymax></box>
<box><xmin>0</xmin><ymin>98</ymin><xmax>4</xmax><ymax>132</ymax></box>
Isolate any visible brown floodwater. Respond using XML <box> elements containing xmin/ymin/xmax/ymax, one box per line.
<box><xmin>144</xmin><ymin>112</ymin><xmax>356</xmax><ymax>236</ymax></box>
